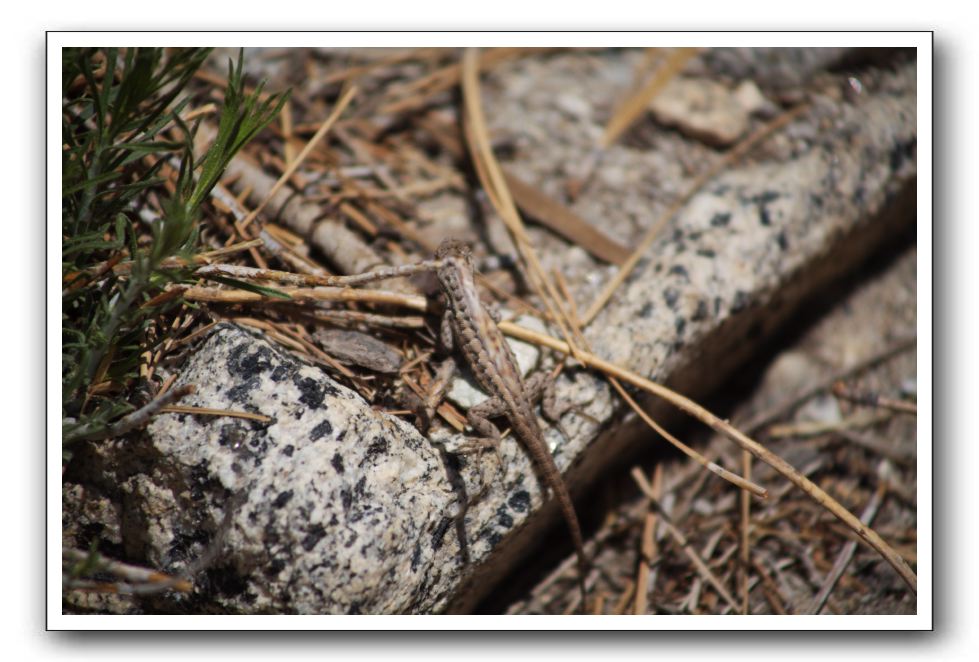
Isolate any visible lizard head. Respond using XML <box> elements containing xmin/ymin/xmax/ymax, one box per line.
<box><xmin>435</xmin><ymin>238</ymin><xmax>474</xmax><ymax>265</ymax></box>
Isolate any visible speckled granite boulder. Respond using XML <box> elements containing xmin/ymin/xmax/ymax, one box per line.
<box><xmin>138</xmin><ymin>324</ymin><xmax>461</xmax><ymax>614</ymax></box>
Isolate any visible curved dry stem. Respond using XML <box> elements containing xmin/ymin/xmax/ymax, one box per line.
<box><xmin>581</xmin><ymin>103</ymin><xmax>810</xmax><ymax>327</ymax></box>
<box><xmin>181</xmin><ymin>285</ymin><xmax>428</xmax><ymax>311</ymax></box>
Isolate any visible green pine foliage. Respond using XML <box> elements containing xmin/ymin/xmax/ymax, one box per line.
<box><xmin>61</xmin><ymin>48</ymin><xmax>289</xmax><ymax>450</ymax></box>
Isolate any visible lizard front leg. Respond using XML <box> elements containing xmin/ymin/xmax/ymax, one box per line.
<box><xmin>414</xmin><ymin>310</ymin><xmax>463</xmax><ymax>432</ymax></box>
<box><xmin>431</xmin><ymin>309</ymin><xmax>503</xmax><ymax>456</ymax></box>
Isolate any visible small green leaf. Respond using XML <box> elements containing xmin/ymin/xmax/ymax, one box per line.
<box><xmin>205</xmin><ymin>275</ymin><xmax>293</xmax><ymax>300</ymax></box>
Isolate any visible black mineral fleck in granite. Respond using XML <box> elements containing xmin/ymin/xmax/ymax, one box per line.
<box><xmin>639</xmin><ymin>302</ymin><xmax>656</xmax><ymax>319</ymax></box>
<box><xmin>432</xmin><ymin>516</ymin><xmax>452</xmax><ymax>550</ymax></box>
<box><xmin>282</xmin><ymin>444</ymin><xmax>295</xmax><ymax>457</ymax></box>
<box><xmin>361</xmin><ymin>436</ymin><xmax>390</xmax><ymax>465</ymax></box>
<box><xmin>508</xmin><ymin>490</ymin><xmax>531</xmax><ymax>513</ymax></box>
<box><xmin>495</xmin><ymin>504</ymin><xmax>514</xmax><ymax>529</ymax></box>
<box><xmin>710</xmin><ymin>212</ymin><xmax>731</xmax><ymax>227</ymax></box>
<box><xmin>758</xmin><ymin>205</ymin><xmax>772</xmax><ymax>226</ymax></box>
<box><xmin>692</xmin><ymin>299</ymin><xmax>709</xmax><ymax>322</ymax></box>
<box><xmin>411</xmin><ymin>541</ymin><xmax>423</xmax><ymax>571</ymax></box>
<box><xmin>301</xmin><ymin>524</ymin><xmax>327</xmax><ymax>552</ymax></box>
<box><xmin>776</xmin><ymin>231</ymin><xmax>789</xmax><ymax>251</ymax></box>
<box><xmin>669</xmin><ymin>264</ymin><xmax>689</xmax><ymax>280</ymax></box>
<box><xmin>750</xmin><ymin>191</ymin><xmax>781</xmax><ymax>227</ymax></box>
<box><xmin>248</xmin><ymin>436</ymin><xmax>269</xmax><ymax>455</ymax></box>
<box><xmin>227</xmin><ymin>343</ymin><xmax>275</xmax><ymax>379</ymax></box>
<box><xmin>295</xmin><ymin>376</ymin><xmax>332</xmax><ymax>409</ymax></box>
<box><xmin>675</xmin><ymin>316</ymin><xmax>686</xmax><ymax>335</ymax></box>
<box><xmin>310</xmin><ymin>419</ymin><xmax>333</xmax><ymax>441</ymax></box>
<box><xmin>272</xmin><ymin>490</ymin><xmax>293</xmax><ymax>509</ymax></box>
<box><xmin>166</xmin><ymin>528</ymin><xmax>210</xmax><ymax>566</ymax></box>
<box><xmin>225</xmin><ymin>378</ymin><xmax>260</xmax><ymax>405</ymax></box>
<box><xmin>207</xmin><ymin>565</ymin><xmax>250</xmax><ymax>598</ymax></box>
<box><xmin>189</xmin><ymin>460</ymin><xmax>213</xmax><ymax>502</ymax></box>
<box><xmin>696</xmin><ymin>248</ymin><xmax>716</xmax><ymax>258</ymax></box>
<box><xmin>663</xmin><ymin>287</ymin><xmax>680</xmax><ymax>309</ymax></box>
<box><xmin>270</xmin><ymin>364</ymin><xmax>291</xmax><ymax>382</ymax></box>
<box><xmin>266</xmin><ymin>557</ymin><xmax>285</xmax><ymax>576</ymax></box>
<box><xmin>731</xmin><ymin>290</ymin><xmax>751</xmax><ymax>314</ymax></box>
<box><xmin>340</xmin><ymin>489</ymin><xmax>353</xmax><ymax>511</ymax></box>
<box><xmin>751</xmin><ymin>190</ymin><xmax>781</xmax><ymax>206</ymax></box>
<box><xmin>331</xmin><ymin>452</ymin><xmax>344</xmax><ymax>474</ymax></box>
<box><xmin>890</xmin><ymin>137</ymin><xmax>916</xmax><ymax>171</ymax></box>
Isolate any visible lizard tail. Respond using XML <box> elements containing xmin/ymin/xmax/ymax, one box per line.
<box><xmin>548</xmin><ymin>466</ymin><xmax>590</xmax><ymax>608</ymax></box>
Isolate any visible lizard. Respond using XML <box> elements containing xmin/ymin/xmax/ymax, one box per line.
<box><xmin>433</xmin><ymin>238</ymin><xmax>589</xmax><ymax>603</ymax></box>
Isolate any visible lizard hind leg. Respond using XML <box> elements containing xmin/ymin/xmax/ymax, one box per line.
<box><xmin>523</xmin><ymin>371</ymin><xmax>577</xmax><ymax>443</ymax></box>
<box><xmin>464</xmin><ymin>397</ymin><xmax>512</xmax><ymax>483</ymax></box>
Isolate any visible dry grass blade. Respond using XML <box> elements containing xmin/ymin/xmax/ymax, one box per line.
<box><xmin>159</xmin><ymin>405</ymin><xmax>272</xmax><ymax>423</ymax></box>
<box><xmin>498</xmin><ymin>319</ymin><xmax>918</xmax><ymax>594</ymax></box>
<box><xmin>80</xmin><ymin>239</ymin><xmax>263</xmax><ymax>279</ymax></box>
<box><xmin>632</xmin><ymin>468</ymin><xmax>739</xmax><ymax>612</ymax></box>
<box><xmin>63</xmin><ymin>547</ymin><xmax>193</xmax><ymax>594</ymax></box>
<box><xmin>182</xmin><ymin>285</ymin><xmax>428</xmax><ymax>311</ymax></box>
<box><xmin>806</xmin><ymin>484</ymin><xmax>887</xmax><ymax>614</ymax></box>
<box><xmin>740</xmin><ymin>448</ymin><xmax>753</xmax><ymax>614</ymax></box>
<box><xmin>413</xmin><ymin>111</ymin><xmax>630</xmax><ymax>265</ymax></box>
<box><xmin>460</xmin><ymin>48</ymin><xmax>583</xmax><ymax>362</ymax></box>
<box><xmin>378</xmin><ymin>48</ymin><xmax>547</xmax><ymax>117</ymax></box>
<box><xmin>831</xmin><ymin>381</ymin><xmax>918</xmax><ymax>415</ymax></box>
<box><xmin>305</xmin><ymin>309</ymin><xmax>426</xmax><ymax>329</ymax></box>
<box><xmin>66</xmin><ymin>385</ymin><xmax>196</xmax><ymax>443</ymax></box>
<box><xmin>195</xmin><ymin>261</ymin><xmax>438</xmax><ymax>290</ymax></box>
<box><xmin>581</xmin><ymin>102</ymin><xmax>810</xmax><ymax>327</ymax></box>
<box><xmin>602</xmin><ymin>47</ymin><xmax>699</xmax><ymax>148</ymax></box>
<box><xmin>742</xmin><ymin>335</ymin><xmax>917</xmax><ymax>434</ymax></box>
<box><xmin>502</xmin><ymin>172</ymin><xmax>631</xmax><ymax>265</ymax></box>
<box><xmin>612</xmin><ymin>379</ymin><xmax>767</xmax><ymax>497</ymax></box>
<box><xmin>281</xmin><ymin>98</ymin><xmax>297</xmax><ymax>165</ymax></box>
<box><xmin>634</xmin><ymin>464</ymin><xmax>663</xmax><ymax>614</ymax></box>
<box><xmin>320</xmin><ymin>48</ymin><xmax>443</xmax><ymax>86</ymax></box>
<box><xmin>240</xmin><ymin>85</ymin><xmax>358</xmax><ymax>229</ymax></box>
